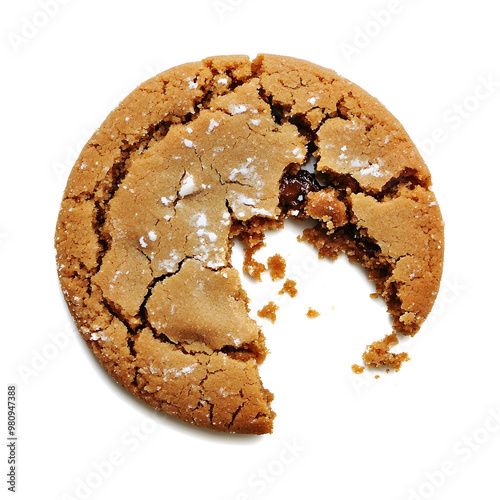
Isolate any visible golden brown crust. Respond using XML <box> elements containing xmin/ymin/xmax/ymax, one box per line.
<box><xmin>55</xmin><ymin>54</ymin><xmax>444</xmax><ymax>434</ymax></box>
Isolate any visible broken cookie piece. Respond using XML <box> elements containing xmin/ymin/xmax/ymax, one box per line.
<box><xmin>362</xmin><ymin>334</ymin><xmax>410</xmax><ymax>372</ymax></box>
<box><xmin>257</xmin><ymin>301</ymin><xmax>279</xmax><ymax>324</ymax></box>
<box><xmin>305</xmin><ymin>188</ymin><xmax>348</xmax><ymax>232</ymax></box>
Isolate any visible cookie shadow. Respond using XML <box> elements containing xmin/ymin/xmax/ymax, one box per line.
<box><xmin>73</xmin><ymin>327</ymin><xmax>262</xmax><ymax>444</ymax></box>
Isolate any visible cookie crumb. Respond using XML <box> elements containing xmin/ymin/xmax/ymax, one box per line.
<box><xmin>257</xmin><ymin>301</ymin><xmax>278</xmax><ymax>323</ymax></box>
<box><xmin>351</xmin><ymin>364</ymin><xmax>365</xmax><ymax>374</ymax></box>
<box><xmin>374</xmin><ymin>375</ymin><xmax>380</xmax><ymax>379</ymax></box>
<box><xmin>306</xmin><ymin>307</ymin><xmax>320</xmax><ymax>318</ymax></box>
<box><xmin>243</xmin><ymin>241</ymin><xmax>266</xmax><ymax>281</ymax></box>
<box><xmin>370</xmin><ymin>292</ymin><xmax>379</xmax><ymax>299</ymax></box>
<box><xmin>362</xmin><ymin>333</ymin><xmax>410</xmax><ymax>372</ymax></box>
<box><xmin>278</xmin><ymin>279</ymin><xmax>298</xmax><ymax>297</ymax></box>
<box><xmin>267</xmin><ymin>254</ymin><xmax>286</xmax><ymax>281</ymax></box>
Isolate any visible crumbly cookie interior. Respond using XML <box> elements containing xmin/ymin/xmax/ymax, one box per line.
<box><xmin>55</xmin><ymin>54</ymin><xmax>444</xmax><ymax>434</ymax></box>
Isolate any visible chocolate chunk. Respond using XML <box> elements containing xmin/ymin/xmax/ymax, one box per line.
<box><xmin>279</xmin><ymin>170</ymin><xmax>320</xmax><ymax>211</ymax></box>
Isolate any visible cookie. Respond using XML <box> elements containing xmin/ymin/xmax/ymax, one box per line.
<box><xmin>55</xmin><ymin>54</ymin><xmax>444</xmax><ymax>434</ymax></box>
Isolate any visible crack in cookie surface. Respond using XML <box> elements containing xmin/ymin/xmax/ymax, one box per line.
<box><xmin>55</xmin><ymin>54</ymin><xmax>444</xmax><ymax>434</ymax></box>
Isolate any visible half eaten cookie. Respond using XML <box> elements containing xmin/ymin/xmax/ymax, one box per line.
<box><xmin>55</xmin><ymin>54</ymin><xmax>444</xmax><ymax>434</ymax></box>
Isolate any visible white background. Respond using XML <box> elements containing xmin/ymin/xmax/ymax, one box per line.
<box><xmin>2</xmin><ymin>1</ymin><xmax>500</xmax><ymax>499</ymax></box>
